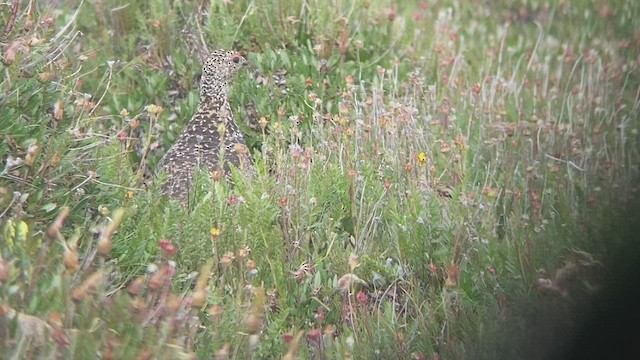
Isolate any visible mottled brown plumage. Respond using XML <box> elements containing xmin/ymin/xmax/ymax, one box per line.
<box><xmin>157</xmin><ymin>50</ymin><xmax>254</xmax><ymax>202</ymax></box>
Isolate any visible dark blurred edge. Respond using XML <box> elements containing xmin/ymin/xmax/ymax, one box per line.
<box><xmin>557</xmin><ymin>193</ymin><xmax>640</xmax><ymax>359</ymax></box>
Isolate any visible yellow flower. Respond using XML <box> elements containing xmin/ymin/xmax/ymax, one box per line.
<box><xmin>417</xmin><ymin>152</ymin><xmax>427</xmax><ymax>166</ymax></box>
<box><xmin>146</xmin><ymin>104</ymin><xmax>164</xmax><ymax>115</ymax></box>
<box><xmin>210</xmin><ymin>227</ymin><xmax>221</xmax><ymax>237</ymax></box>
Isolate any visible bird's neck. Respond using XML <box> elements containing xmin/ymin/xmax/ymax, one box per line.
<box><xmin>200</xmin><ymin>80</ymin><xmax>229</xmax><ymax>99</ymax></box>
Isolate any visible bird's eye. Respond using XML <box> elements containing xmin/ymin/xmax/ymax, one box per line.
<box><xmin>232</xmin><ymin>55</ymin><xmax>240</xmax><ymax>63</ymax></box>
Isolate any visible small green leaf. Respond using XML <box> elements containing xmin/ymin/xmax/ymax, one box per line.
<box><xmin>41</xmin><ymin>203</ymin><xmax>57</xmax><ymax>213</ymax></box>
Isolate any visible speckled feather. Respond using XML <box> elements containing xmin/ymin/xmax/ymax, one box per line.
<box><xmin>157</xmin><ymin>50</ymin><xmax>255</xmax><ymax>202</ymax></box>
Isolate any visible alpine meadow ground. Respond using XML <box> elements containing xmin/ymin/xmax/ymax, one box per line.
<box><xmin>1</xmin><ymin>1</ymin><xmax>639</xmax><ymax>359</ymax></box>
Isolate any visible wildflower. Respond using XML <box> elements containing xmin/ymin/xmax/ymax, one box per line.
<box><xmin>237</xmin><ymin>247</ymin><xmax>250</xmax><ymax>260</ymax></box>
<box><xmin>345</xmin><ymin>74</ymin><xmax>354</xmax><ymax>85</ymax></box>
<box><xmin>210</xmin><ymin>170</ymin><xmax>223</xmax><ymax>181</ymax></box>
<box><xmin>454</xmin><ymin>135</ymin><xmax>468</xmax><ymax>151</ymax></box>
<box><xmin>345</xmin><ymin>336</ymin><xmax>355</xmax><ymax>349</ymax></box>
<box><xmin>324</xmin><ymin>324</ymin><xmax>335</xmax><ymax>336</ymax></box>
<box><xmin>306</xmin><ymin>329</ymin><xmax>322</xmax><ymax>345</ymax></box>
<box><xmin>53</xmin><ymin>99</ymin><xmax>64</xmax><ymax>121</ymax></box>
<box><xmin>336</xmin><ymin>273</ymin><xmax>367</xmax><ymax>291</ymax></box>
<box><xmin>412</xmin><ymin>352</ymin><xmax>427</xmax><ymax>360</ymax></box>
<box><xmin>210</xmin><ymin>227</ymin><xmax>221</xmax><ymax>238</ymax></box>
<box><xmin>384</xmin><ymin>179</ymin><xmax>392</xmax><ymax>191</ymax></box>
<box><xmin>24</xmin><ymin>143</ymin><xmax>39</xmax><ymax>166</ymax></box>
<box><xmin>227</xmin><ymin>194</ymin><xmax>238</xmax><ymax>206</ymax></box>
<box><xmin>217</xmin><ymin>122</ymin><xmax>226</xmax><ymax>137</ymax></box>
<box><xmin>163</xmin><ymin>261</ymin><xmax>176</xmax><ymax>277</ymax></box>
<box><xmin>215</xmin><ymin>343</ymin><xmax>231</xmax><ymax>359</ymax></box>
<box><xmin>117</xmin><ymin>131</ymin><xmax>127</xmax><ymax>143</ymax></box>
<box><xmin>283</xmin><ymin>333</ymin><xmax>294</xmax><ymax>343</ymax></box>
<box><xmin>348</xmin><ymin>253</ymin><xmax>359</xmax><ymax>271</ymax></box>
<box><xmin>417</xmin><ymin>152</ymin><xmax>427</xmax><ymax>166</ymax></box>
<box><xmin>124</xmin><ymin>191</ymin><xmax>134</xmax><ymax>200</ymax></box>
<box><xmin>356</xmin><ymin>290</ymin><xmax>368</xmax><ymax>305</ymax></box>
<box><xmin>404</xmin><ymin>162</ymin><xmax>413</xmax><ymax>172</ymax></box>
<box><xmin>97</xmin><ymin>233</ymin><xmax>112</xmax><ymax>256</ymax></box>
<box><xmin>291</xmin><ymin>146</ymin><xmax>303</xmax><ymax>159</ymax></box>
<box><xmin>246</xmin><ymin>259</ymin><xmax>256</xmax><ymax>271</ymax></box>
<box><xmin>279</xmin><ymin>197</ymin><xmax>288</xmax><ymax>207</ymax></box>
<box><xmin>63</xmin><ymin>245</ymin><xmax>79</xmax><ymax>274</ymax></box>
<box><xmin>386</xmin><ymin>6</ymin><xmax>397</xmax><ymax>21</ymax></box>
<box><xmin>146</xmin><ymin>104</ymin><xmax>163</xmax><ymax>115</ymax></box>
<box><xmin>304</xmin><ymin>147</ymin><xmax>313</xmax><ymax>160</ymax></box>
<box><xmin>166</xmin><ymin>294</ymin><xmax>181</xmax><ymax>315</ymax></box>
<box><xmin>127</xmin><ymin>276</ymin><xmax>144</xmax><ymax>296</ymax></box>
<box><xmin>445</xmin><ymin>264</ymin><xmax>460</xmax><ymax>289</ymax></box>
<box><xmin>98</xmin><ymin>205</ymin><xmax>110</xmax><ymax>217</ymax></box>
<box><xmin>159</xmin><ymin>239</ymin><xmax>176</xmax><ymax>256</ymax></box>
<box><xmin>291</xmin><ymin>262</ymin><xmax>312</xmax><ymax>282</ymax></box>
<box><xmin>234</xmin><ymin>143</ymin><xmax>249</xmax><ymax>154</ymax></box>
<box><xmin>472</xmin><ymin>83</ymin><xmax>481</xmax><ymax>95</ymax></box>
<box><xmin>71</xmin><ymin>270</ymin><xmax>104</xmax><ymax>303</ymax></box>
<box><xmin>148</xmin><ymin>267</ymin><xmax>167</xmax><ymax>290</ymax></box>
<box><xmin>220</xmin><ymin>252</ymin><xmax>234</xmax><ymax>267</ymax></box>
<box><xmin>208</xmin><ymin>305</ymin><xmax>224</xmax><ymax>321</ymax></box>
<box><xmin>259</xmin><ymin>116</ymin><xmax>269</xmax><ymax>130</ymax></box>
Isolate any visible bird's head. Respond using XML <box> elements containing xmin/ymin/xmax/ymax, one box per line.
<box><xmin>200</xmin><ymin>49</ymin><xmax>249</xmax><ymax>99</ymax></box>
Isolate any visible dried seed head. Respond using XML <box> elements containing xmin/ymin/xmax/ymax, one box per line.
<box><xmin>72</xmin><ymin>271</ymin><xmax>104</xmax><ymax>303</ymax></box>
<box><xmin>336</xmin><ymin>273</ymin><xmax>367</xmax><ymax>291</ymax></box>
<box><xmin>246</xmin><ymin>259</ymin><xmax>256</xmax><ymax>271</ymax></box>
<box><xmin>214</xmin><ymin>343</ymin><xmax>231</xmax><ymax>359</ymax></box>
<box><xmin>348</xmin><ymin>253</ymin><xmax>359</xmax><ymax>271</ymax></box>
<box><xmin>306</xmin><ymin>329</ymin><xmax>322</xmax><ymax>345</ymax></box>
<box><xmin>148</xmin><ymin>271</ymin><xmax>165</xmax><ymax>290</ymax></box>
<box><xmin>208</xmin><ymin>305</ymin><xmax>224</xmax><ymax>321</ymax></box>
<box><xmin>128</xmin><ymin>276</ymin><xmax>145</xmax><ymax>297</ymax></box>
<box><xmin>191</xmin><ymin>289</ymin><xmax>207</xmax><ymax>309</ymax></box>
<box><xmin>97</xmin><ymin>235</ymin><xmax>112</xmax><ymax>257</ymax></box>
<box><xmin>220</xmin><ymin>252</ymin><xmax>234</xmax><ymax>268</ymax></box>
<box><xmin>245</xmin><ymin>313</ymin><xmax>262</xmax><ymax>334</ymax></box>
<box><xmin>165</xmin><ymin>294</ymin><xmax>180</xmax><ymax>315</ymax></box>
<box><xmin>63</xmin><ymin>246</ymin><xmax>80</xmax><ymax>274</ymax></box>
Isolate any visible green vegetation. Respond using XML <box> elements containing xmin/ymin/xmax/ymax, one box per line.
<box><xmin>1</xmin><ymin>0</ymin><xmax>638</xmax><ymax>358</ymax></box>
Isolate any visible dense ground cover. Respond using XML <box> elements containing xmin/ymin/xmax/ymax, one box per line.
<box><xmin>1</xmin><ymin>0</ymin><xmax>639</xmax><ymax>358</ymax></box>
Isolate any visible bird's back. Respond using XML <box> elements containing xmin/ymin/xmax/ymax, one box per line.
<box><xmin>157</xmin><ymin>100</ymin><xmax>254</xmax><ymax>203</ymax></box>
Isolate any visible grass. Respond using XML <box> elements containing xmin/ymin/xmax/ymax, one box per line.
<box><xmin>1</xmin><ymin>0</ymin><xmax>639</xmax><ymax>358</ymax></box>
